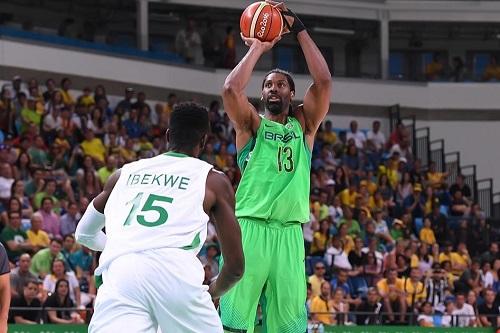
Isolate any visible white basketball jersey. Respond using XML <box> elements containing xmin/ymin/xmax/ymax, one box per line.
<box><xmin>95</xmin><ymin>152</ymin><xmax>213</xmax><ymax>275</ymax></box>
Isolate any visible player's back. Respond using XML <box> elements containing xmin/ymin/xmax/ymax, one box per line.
<box><xmin>95</xmin><ymin>152</ymin><xmax>213</xmax><ymax>275</ymax></box>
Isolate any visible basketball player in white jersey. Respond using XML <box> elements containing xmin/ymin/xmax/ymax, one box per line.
<box><xmin>75</xmin><ymin>102</ymin><xmax>244</xmax><ymax>333</ymax></box>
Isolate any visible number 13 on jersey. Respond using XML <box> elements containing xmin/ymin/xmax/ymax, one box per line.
<box><xmin>277</xmin><ymin>146</ymin><xmax>294</xmax><ymax>172</ymax></box>
<box><xmin>123</xmin><ymin>192</ymin><xmax>174</xmax><ymax>227</ymax></box>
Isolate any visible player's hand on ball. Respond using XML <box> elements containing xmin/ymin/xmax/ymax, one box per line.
<box><xmin>240</xmin><ymin>33</ymin><xmax>281</xmax><ymax>52</ymax></box>
<box><xmin>265</xmin><ymin>0</ymin><xmax>293</xmax><ymax>35</ymax></box>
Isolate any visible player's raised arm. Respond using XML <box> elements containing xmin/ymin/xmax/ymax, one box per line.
<box><xmin>222</xmin><ymin>35</ymin><xmax>280</xmax><ymax>149</ymax></box>
<box><xmin>204</xmin><ymin>170</ymin><xmax>244</xmax><ymax>299</ymax></box>
<box><xmin>75</xmin><ymin>169</ymin><xmax>121</xmax><ymax>251</ymax></box>
<box><xmin>277</xmin><ymin>3</ymin><xmax>332</xmax><ymax>140</ymax></box>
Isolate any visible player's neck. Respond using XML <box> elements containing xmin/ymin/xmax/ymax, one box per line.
<box><xmin>264</xmin><ymin>110</ymin><xmax>288</xmax><ymax>124</ymax></box>
<box><xmin>167</xmin><ymin>147</ymin><xmax>197</xmax><ymax>158</ymax></box>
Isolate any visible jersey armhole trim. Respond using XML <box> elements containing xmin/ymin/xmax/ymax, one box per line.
<box><xmin>236</xmin><ymin>137</ymin><xmax>256</xmax><ymax>172</ymax></box>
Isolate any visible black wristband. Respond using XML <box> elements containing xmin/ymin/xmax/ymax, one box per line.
<box><xmin>281</xmin><ymin>8</ymin><xmax>306</xmax><ymax>35</ymax></box>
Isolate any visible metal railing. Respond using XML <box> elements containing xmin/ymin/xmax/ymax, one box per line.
<box><xmin>461</xmin><ymin>165</ymin><xmax>478</xmax><ymax>201</ymax></box>
<box><xmin>308</xmin><ymin>310</ymin><xmax>499</xmax><ymax>328</ymax></box>
<box><xmin>493</xmin><ymin>192</ymin><xmax>500</xmax><ymax>219</ymax></box>
<box><xmin>445</xmin><ymin>152</ymin><xmax>461</xmax><ymax>185</ymax></box>
<box><xmin>430</xmin><ymin>139</ymin><xmax>445</xmax><ymax>172</ymax></box>
<box><xmin>477</xmin><ymin>179</ymin><xmax>493</xmax><ymax>218</ymax></box>
<box><xmin>415</xmin><ymin>127</ymin><xmax>430</xmax><ymax>167</ymax></box>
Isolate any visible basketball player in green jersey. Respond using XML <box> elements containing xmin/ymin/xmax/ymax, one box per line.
<box><xmin>219</xmin><ymin>2</ymin><xmax>332</xmax><ymax>332</ymax></box>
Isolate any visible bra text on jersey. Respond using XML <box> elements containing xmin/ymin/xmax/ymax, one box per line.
<box><xmin>264</xmin><ymin>131</ymin><xmax>300</xmax><ymax>143</ymax></box>
<box><xmin>126</xmin><ymin>173</ymin><xmax>190</xmax><ymax>190</ymax></box>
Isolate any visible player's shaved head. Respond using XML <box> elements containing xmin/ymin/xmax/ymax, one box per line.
<box><xmin>168</xmin><ymin>102</ymin><xmax>210</xmax><ymax>151</ymax></box>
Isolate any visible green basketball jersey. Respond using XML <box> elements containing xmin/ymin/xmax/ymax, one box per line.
<box><xmin>235</xmin><ymin>116</ymin><xmax>312</xmax><ymax>224</ymax></box>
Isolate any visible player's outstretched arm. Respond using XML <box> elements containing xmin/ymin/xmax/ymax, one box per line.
<box><xmin>204</xmin><ymin>170</ymin><xmax>244</xmax><ymax>299</ymax></box>
<box><xmin>275</xmin><ymin>2</ymin><xmax>332</xmax><ymax>144</ymax></box>
<box><xmin>222</xmin><ymin>35</ymin><xmax>280</xmax><ymax>149</ymax></box>
<box><xmin>298</xmin><ymin>29</ymin><xmax>332</xmax><ymax>136</ymax></box>
<box><xmin>75</xmin><ymin>170</ymin><xmax>121</xmax><ymax>251</ymax></box>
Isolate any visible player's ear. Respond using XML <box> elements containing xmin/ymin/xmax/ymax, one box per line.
<box><xmin>199</xmin><ymin>134</ymin><xmax>208</xmax><ymax>150</ymax></box>
<box><xmin>165</xmin><ymin>129</ymin><xmax>171</xmax><ymax>145</ymax></box>
<box><xmin>291</xmin><ymin>90</ymin><xmax>295</xmax><ymax>98</ymax></box>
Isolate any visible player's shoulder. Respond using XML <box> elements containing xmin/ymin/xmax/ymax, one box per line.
<box><xmin>207</xmin><ymin>169</ymin><xmax>233</xmax><ymax>192</ymax></box>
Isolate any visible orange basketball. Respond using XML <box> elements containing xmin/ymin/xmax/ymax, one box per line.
<box><xmin>240</xmin><ymin>2</ymin><xmax>283</xmax><ymax>42</ymax></box>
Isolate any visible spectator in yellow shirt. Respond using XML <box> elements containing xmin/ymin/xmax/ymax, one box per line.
<box><xmin>419</xmin><ymin>218</ymin><xmax>436</xmax><ymax>246</ymax></box>
<box><xmin>308</xmin><ymin>263</ymin><xmax>326</xmax><ymax>297</ymax></box>
<box><xmin>377</xmin><ymin>269</ymin><xmax>407</xmax><ymax>323</ymax></box>
<box><xmin>77</xmin><ymin>87</ymin><xmax>95</xmax><ymax>107</ymax></box>
<box><xmin>60</xmin><ymin>77</ymin><xmax>75</xmax><ymax>107</ymax></box>
<box><xmin>26</xmin><ymin>213</ymin><xmax>50</xmax><ymax>252</ymax></box>
<box><xmin>483</xmin><ymin>55</ymin><xmax>500</xmax><ymax>81</ymax></box>
<box><xmin>80</xmin><ymin>129</ymin><xmax>106</xmax><ymax>166</ymax></box>
<box><xmin>403</xmin><ymin>268</ymin><xmax>427</xmax><ymax>309</ymax></box>
<box><xmin>321</xmin><ymin>120</ymin><xmax>337</xmax><ymax>145</ymax></box>
<box><xmin>310</xmin><ymin>281</ymin><xmax>336</xmax><ymax>326</ymax></box>
<box><xmin>425</xmin><ymin>54</ymin><xmax>445</xmax><ymax>81</ymax></box>
<box><xmin>340</xmin><ymin>183</ymin><xmax>358</xmax><ymax>208</ymax></box>
<box><xmin>310</xmin><ymin>220</ymin><xmax>330</xmax><ymax>256</ymax></box>
<box><xmin>439</xmin><ymin>242</ymin><xmax>470</xmax><ymax>276</ymax></box>
<box><xmin>426</xmin><ymin>161</ymin><xmax>448</xmax><ymax>189</ymax></box>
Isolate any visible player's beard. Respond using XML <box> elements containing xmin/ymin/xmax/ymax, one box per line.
<box><xmin>265</xmin><ymin>97</ymin><xmax>284</xmax><ymax>115</ymax></box>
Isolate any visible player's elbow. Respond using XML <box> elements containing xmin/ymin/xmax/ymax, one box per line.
<box><xmin>316</xmin><ymin>76</ymin><xmax>332</xmax><ymax>90</ymax></box>
<box><xmin>222</xmin><ymin>80</ymin><xmax>241</xmax><ymax>97</ymax></box>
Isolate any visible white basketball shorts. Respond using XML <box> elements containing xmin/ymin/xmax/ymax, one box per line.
<box><xmin>89</xmin><ymin>247</ymin><xmax>222</xmax><ymax>333</ymax></box>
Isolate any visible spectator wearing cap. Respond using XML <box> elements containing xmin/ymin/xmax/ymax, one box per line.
<box><xmin>115</xmin><ymin>87</ymin><xmax>135</xmax><ymax>115</ymax></box>
<box><xmin>403</xmin><ymin>183</ymin><xmax>426</xmax><ymax>223</ymax></box>
<box><xmin>424</xmin><ymin>262</ymin><xmax>449</xmax><ymax>313</ymax></box>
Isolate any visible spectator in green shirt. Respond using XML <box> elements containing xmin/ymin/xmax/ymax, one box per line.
<box><xmin>30</xmin><ymin>238</ymin><xmax>64</xmax><ymax>279</ymax></box>
<box><xmin>33</xmin><ymin>179</ymin><xmax>59</xmax><ymax>211</ymax></box>
<box><xmin>97</xmin><ymin>155</ymin><xmax>117</xmax><ymax>186</ymax></box>
<box><xmin>20</xmin><ymin>97</ymin><xmax>41</xmax><ymax>134</ymax></box>
<box><xmin>1</xmin><ymin>211</ymin><xmax>33</xmax><ymax>263</ymax></box>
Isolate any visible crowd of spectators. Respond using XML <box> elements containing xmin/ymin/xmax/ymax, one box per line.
<box><xmin>0</xmin><ymin>74</ymin><xmax>499</xmax><ymax>328</ymax></box>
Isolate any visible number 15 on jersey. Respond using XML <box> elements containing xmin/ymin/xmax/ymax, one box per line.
<box><xmin>123</xmin><ymin>192</ymin><xmax>174</xmax><ymax>227</ymax></box>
